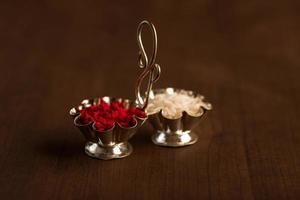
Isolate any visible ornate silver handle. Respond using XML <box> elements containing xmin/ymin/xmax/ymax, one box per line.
<box><xmin>135</xmin><ymin>20</ymin><xmax>161</xmax><ymax>110</ymax></box>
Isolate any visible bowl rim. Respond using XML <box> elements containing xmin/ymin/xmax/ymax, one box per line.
<box><xmin>70</xmin><ymin>96</ymin><xmax>148</xmax><ymax>133</ymax></box>
<box><xmin>146</xmin><ymin>87</ymin><xmax>212</xmax><ymax>119</ymax></box>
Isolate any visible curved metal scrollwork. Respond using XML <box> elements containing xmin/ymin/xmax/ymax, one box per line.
<box><xmin>135</xmin><ymin>20</ymin><xmax>161</xmax><ymax>110</ymax></box>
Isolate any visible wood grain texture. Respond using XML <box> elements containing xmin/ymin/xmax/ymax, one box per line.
<box><xmin>0</xmin><ymin>0</ymin><xmax>300</xmax><ymax>199</ymax></box>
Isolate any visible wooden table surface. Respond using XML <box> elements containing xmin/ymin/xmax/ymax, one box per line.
<box><xmin>1</xmin><ymin>1</ymin><xmax>299</xmax><ymax>199</ymax></box>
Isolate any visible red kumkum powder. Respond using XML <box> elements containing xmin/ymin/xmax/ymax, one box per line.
<box><xmin>78</xmin><ymin>99</ymin><xmax>147</xmax><ymax>132</ymax></box>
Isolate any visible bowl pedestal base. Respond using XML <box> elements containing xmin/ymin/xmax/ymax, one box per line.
<box><xmin>84</xmin><ymin>142</ymin><xmax>133</xmax><ymax>160</ymax></box>
<box><xmin>151</xmin><ymin>131</ymin><xmax>198</xmax><ymax>147</ymax></box>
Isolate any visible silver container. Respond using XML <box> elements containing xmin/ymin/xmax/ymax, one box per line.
<box><xmin>70</xmin><ymin>97</ymin><xmax>147</xmax><ymax>160</ymax></box>
<box><xmin>146</xmin><ymin>88</ymin><xmax>212</xmax><ymax>147</ymax></box>
<box><xmin>69</xmin><ymin>20</ymin><xmax>161</xmax><ymax>160</ymax></box>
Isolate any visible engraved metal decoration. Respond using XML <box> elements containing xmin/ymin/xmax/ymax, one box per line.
<box><xmin>146</xmin><ymin>88</ymin><xmax>212</xmax><ymax>147</ymax></box>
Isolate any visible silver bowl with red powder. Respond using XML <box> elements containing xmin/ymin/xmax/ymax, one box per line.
<box><xmin>69</xmin><ymin>20</ymin><xmax>161</xmax><ymax>159</ymax></box>
<box><xmin>70</xmin><ymin>97</ymin><xmax>147</xmax><ymax>160</ymax></box>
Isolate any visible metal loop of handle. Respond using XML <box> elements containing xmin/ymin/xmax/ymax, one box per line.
<box><xmin>135</xmin><ymin>20</ymin><xmax>161</xmax><ymax>110</ymax></box>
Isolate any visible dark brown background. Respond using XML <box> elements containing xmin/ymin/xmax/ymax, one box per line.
<box><xmin>0</xmin><ymin>0</ymin><xmax>299</xmax><ymax>199</ymax></box>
